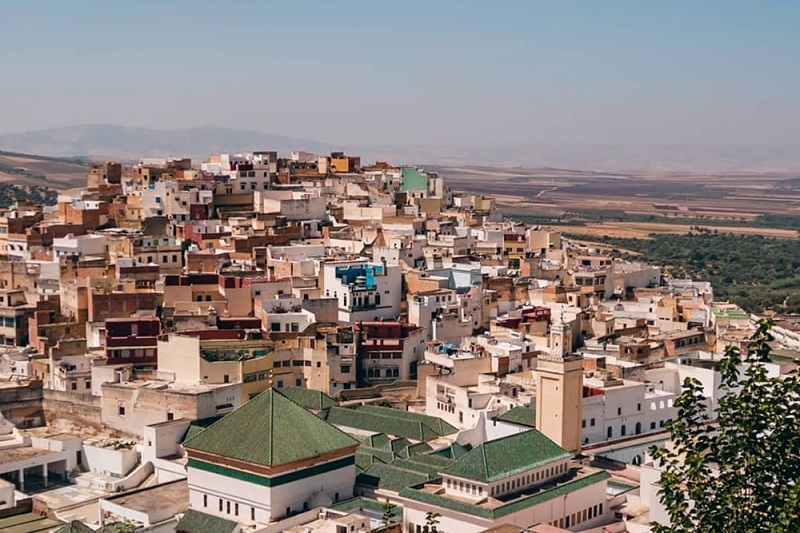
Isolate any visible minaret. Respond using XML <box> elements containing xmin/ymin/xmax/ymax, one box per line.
<box><xmin>536</xmin><ymin>315</ymin><xmax>583</xmax><ymax>453</ymax></box>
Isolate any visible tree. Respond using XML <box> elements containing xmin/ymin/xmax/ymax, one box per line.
<box><xmin>650</xmin><ymin>319</ymin><xmax>800</xmax><ymax>532</ymax></box>
<box><xmin>381</xmin><ymin>498</ymin><xmax>397</xmax><ymax>530</ymax></box>
<box><xmin>422</xmin><ymin>511</ymin><xmax>440</xmax><ymax>532</ymax></box>
<box><xmin>114</xmin><ymin>521</ymin><xmax>137</xmax><ymax>533</ymax></box>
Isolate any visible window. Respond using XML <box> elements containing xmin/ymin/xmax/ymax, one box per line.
<box><xmin>219</xmin><ymin>499</ymin><xmax>223</xmax><ymax>512</ymax></box>
<box><xmin>277</xmin><ymin>380</ymin><xmax>284</xmax><ymax>388</ymax></box>
<box><xmin>637</xmin><ymin>403</ymin><xmax>642</xmax><ymax>411</ymax></box>
<box><xmin>581</xmin><ymin>419</ymin><xmax>586</xmax><ymax>428</ymax></box>
<box><xmin>167</xmin><ymin>412</ymin><xmax>174</xmax><ymax>421</ymax></box>
<box><xmin>340</xmin><ymin>365</ymin><xmax>351</xmax><ymax>373</ymax></box>
<box><xmin>235</xmin><ymin>503</ymin><xmax>239</xmax><ymax>516</ymax></box>
<box><xmin>227</xmin><ymin>501</ymin><xmax>231</xmax><ymax>514</ymax></box>
<box><xmin>617</xmin><ymin>407</ymin><xmax>622</xmax><ymax>415</ymax></box>
<box><xmin>223</xmin><ymin>374</ymin><xmax>229</xmax><ymax>383</ymax></box>
<box><xmin>635</xmin><ymin>422</ymin><xmax>642</xmax><ymax>434</ymax></box>
<box><xmin>270</xmin><ymin>323</ymin><xmax>281</xmax><ymax>332</ymax></box>
<box><xmin>607</xmin><ymin>426</ymin><xmax>612</xmax><ymax>439</ymax></box>
<box><xmin>85</xmin><ymin>380</ymin><xmax>91</xmax><ymax>389</ymax></box>
<box><xmin>621</xmin><ymin>424</ymin><xmax>627</xmax><ymax>436</ymax></box>
<box><xmin>295</xmin><ymin>378</ymin><xmax>302</xmax><ymax>386</ymax></box>
<box><xmin>203</xmin><ymin>494</ymin><xmax>207</xmax><ymax>507</ymax></box>
<box><xmin>71</xmin><ymin>382</ymin><xmax>77</xmax><ymax>391</ymax></box>
<box><xmin>118</xmin><ymin>404</ymin><xmax>126</xmax><ymax>416</ymax></box>
<box><xmin>590</xmin><ymin>417</ymin><xmax>596</xmax><ymax>427</ymax></box>
<box><xmin>651</xmin><ymin>421</ymin><xmax>656</xmax><ymax>430</ymax></box>
<box><xmin>251</xmin><ymin>508</ymin><xmax>256</xmax><ymax>521</ymax></box>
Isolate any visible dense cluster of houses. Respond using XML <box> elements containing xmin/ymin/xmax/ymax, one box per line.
<box><xmin>0</xmin><ymin>150</ymin><xmax>795</xmax><ymax>532</ymax></box>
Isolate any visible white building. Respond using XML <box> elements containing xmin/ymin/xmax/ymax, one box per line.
<box><xmin>184</xmin><ymin>389</ymin><xmax>359</xmax><ymax>526</ymax></box>
<box><xmin>321</xmin><ymin>260</ymin><xmax>401</xmax><ymax>323</ymax></box>
<box><xmin>53</xmin><ymin>233</ymin><xmax>108</xmax><ymax>259</ymax></box>
<box><xmin>397</xmin><ymin>430</ymin><xmax>611</xmax><ymax>532</ymax></box>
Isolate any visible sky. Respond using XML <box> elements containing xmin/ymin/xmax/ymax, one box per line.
<box><xmin>1</xmin><ymin>0</ymin><xmax>799</xmax><ymax>146</ymax></box>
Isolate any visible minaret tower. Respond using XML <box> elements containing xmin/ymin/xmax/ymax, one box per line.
<box><xmin>536</xmin><ymin>315</ymin><xmax>584</xmax><ymax>453</ymax></box>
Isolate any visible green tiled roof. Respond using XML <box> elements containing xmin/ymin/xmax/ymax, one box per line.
<box><xmin>441</xmin><ymin>430</ymin><xmax>571</xmax><ymax>483</ymax></box>
<box><xmin>357</xmin><ymin>447</ymin><xmax>396</xmax><ymax>465</ymax></box>
<box><xmin>434</xmin><ymin>443</ymin><xmax>471</xmax><ymax>460</ymax></box>
<box><xmin>330</xmin><ymin>497</ymin><xmax>403</xmax><ymax>520</ymax></box>
<box><xmin>406</xmin><ymin>453</ymin><xmax>453</xmax><ymax>469</ymax></box>
<box><xmin>326</xmin><ymin>406</ymin><xmax>438</xmax><ymax>441</ymax></box>
<box><xmin>176</xmin><ymin>509</ymin><xmax>239</xmax><ymax>533</ymax></box>
<box><xmin>390</xmin><ymin>437</ymin><xmax>412</xmax><ymax>453</ymax></box>
<box><xmin>181</xmin><ymin>416</ymin><xmax>221</xmax><ymax>444</ymax></box>
<box><xmin>326</xmin><ymin>405</ymin><xmax>456</xmax><ymax>442</ymax></box>
<box><xmin>358</xmin><ymin>462</ymin><xmax>386</xmax><ymax>486</ymax></box>
<box><xmin>184</xmin><ymin>389</ymin><xmax>358</xmax><ymax>468</ymax></box>
<box><xmin>368</xmin><ymin>433</ymin><xmax>391</xmax><ymax>449</ymax></box>
<box><xmin>496</xmin><ymin>406</ymin><xmax>536</xmax><ymax>428</ymax></box>
<box><xmin>379</xmin><ymin>466</ymin><xmax>433</xmax><ymax>491</ymax></box>
<box><xmin>407</xmin><ymin>442</ymin><xmax>433</xmax><ymax>455</ymax></box>
<box><xmin>358</xmin><ymin>405</ymin><xmax>458</xmax><ymax>436</ymax></box>
<box><xmin>281</xmin><ymin>387</ymin><xmax>337</xmax><ymax>411</ymax></box>
<box><xmin>399</xmin><ymin>470</ymin><xmax>611</xmax><ymax>519</ymax></box>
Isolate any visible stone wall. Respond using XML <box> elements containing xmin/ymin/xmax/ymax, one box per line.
<box><xmin>0</xmin><ymin>382</ymin><xmax>44</xmax><ymax>428</ymax></box>
<box><xmin>42</xmin><ymin>389</ymin><xmax>105</xmax><ymax>436</ymax></box>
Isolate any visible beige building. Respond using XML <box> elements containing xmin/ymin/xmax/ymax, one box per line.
<box><xmin>158</xmin><ymin>331</ymin><xmax>273</xmax><ymax>400</ymax></box>
<box><xmin>535</xmin><ymin>321</ymin><xmax>583</xmax><ymax>453</ymax></box>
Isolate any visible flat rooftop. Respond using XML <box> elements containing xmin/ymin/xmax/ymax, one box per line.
<box><xmin>105</xmin><ymin>479</ymin><xmax>188</xmax><ymax>514</ymax></box>
<box><xmin>0</xmin><ymin>512</ymin><xmax>61</xmax><ymax>533</ymax></box>
<box><xmin>0</xmin><ymin>447</ymin><xmax>53</xmax><ymax>466</ymax></box>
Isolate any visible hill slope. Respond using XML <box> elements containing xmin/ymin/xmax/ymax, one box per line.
<box><xmin>0</xmin><ymin>150</ymin><xmax>91</xmax><ymax>189</ymax></box>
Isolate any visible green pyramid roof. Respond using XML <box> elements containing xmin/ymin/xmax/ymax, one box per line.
<box><xmin>176</xmin><ymin>509</ymin><xmax>239</xmax><ymax>533</ymax></box>
<box><xmin>281</xmin><ymin>387</ymin><xmax>337</xmax><ymax>411</ymax></box>
<box><xmin>496</xmin><ymin>405</ymin><xmax>537</xmax><ymax>428</ymax></box>
<box><xmin>441</xmin><ymin>430</ymin><xmax>571</xmax><ymax>483</ymax></box>
<box><xmin>184</xmin><ymin>388</ymin><xmax>358</xmax><ymax>468</ymax></box>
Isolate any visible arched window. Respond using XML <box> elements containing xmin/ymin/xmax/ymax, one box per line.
<box><xmin>635</xmin><ymin>422</ymin><xmax>642</xmax><ymax>435</ymax></box>
<box><xmin>621</xmin><ymin>425</ymin><xmax>627</xmax><ymax>436</ymax></box>
<box><xmin>607</xmin><ymin>426</ymin><xmax>613</xmax><ymax>439</ymax></box>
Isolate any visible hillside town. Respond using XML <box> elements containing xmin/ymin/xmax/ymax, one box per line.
<box><xmin>0</xmin><ymin>150</ymin><xmax>795</xmax><ymax>533</ymax></box>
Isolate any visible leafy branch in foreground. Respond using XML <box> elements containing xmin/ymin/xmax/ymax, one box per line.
<box><xmin>650</xmin><ymin>319</ymin><xmax>800</xmax><ymax>532</ymax></box>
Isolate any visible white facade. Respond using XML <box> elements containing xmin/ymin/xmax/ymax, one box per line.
<box><xmin>188</xmin><ymin>459</ymin><xmax>355</xmax><ymax>526</ymax></box>
<box><xmin>53</xmin><ymin>234</ymin><xmax>108</xmax><ymax>258</ymax></box>
<box><xmin>322</xmin><ymin>261</ymin><xmax>401</xmax><ymax>322</ymax></box>
<box><xmin>581</xmin><ymin>377</ymin><xmax>678</xmax><ymax>446</ymax></box>
<box><xmin>401</xmin><ymin>472</ymin><xmax>609</xmax><ymax>533</ymax></box>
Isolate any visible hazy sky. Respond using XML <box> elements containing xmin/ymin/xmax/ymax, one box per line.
<box><xmin>2</xmin><ymin>0</ymin><xmax>799</xmax><ymax>146</ymax></box>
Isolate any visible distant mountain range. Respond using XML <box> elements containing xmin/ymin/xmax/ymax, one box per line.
<box><xmin>0</xmin><ymin>124</ymin><xmax>335</xmax><ymax>162</ymax></box>
<box><xmin>1</xmin><ymin>124</ymin><xmax>800</xmax><ymax>173</ymax></box>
